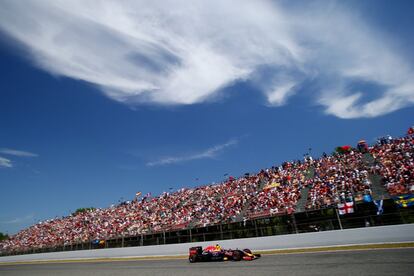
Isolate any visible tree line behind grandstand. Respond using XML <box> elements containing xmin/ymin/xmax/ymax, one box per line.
<box><xmin>0</xmin><ymin>233</ymin><xmax>8</xmax><ymax>242</ymax></box>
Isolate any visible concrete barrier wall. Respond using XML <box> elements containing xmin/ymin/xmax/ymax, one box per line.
<box><xmin>1</xmin><ymin>224</ymin><xmax>413</xmax><ymax>263</ymax></box>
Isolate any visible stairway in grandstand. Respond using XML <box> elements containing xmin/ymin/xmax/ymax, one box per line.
<box><xmin>188</xmin><ymin>218</ymin><xmax>199</xmax><ymax>229</ymax></box>
<box><xmin>233</xmin><ymin>178</ymin><xmax>268</xmax><ymax>222</ymax></box>
<box><xmin>362</xmin><ymin>153</ymin><xmax>389</xmax><ymax>200</ymax></box>
<box><xmin>295</xmin><ymin>166</ymin><xmax>315</xmax><ymax>212</ymax></box>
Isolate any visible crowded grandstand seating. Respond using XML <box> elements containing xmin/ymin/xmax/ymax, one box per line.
<box><xmin>305</xmin><ymin>151</ymin><xmax>371</xmax><ymax>210</ymax></box>
<box><xmin>247</xmin><ymin>161</ymin><xmax>311</xmax><ymax>217</ymax></box>
<box><xmin>0</xmin><ymin>173</ymin><xmax>265</xmax><ymax>253</ymax></box>
<box><xmin>370</xmin><ymin>136</ymin><xmax>414</xmax><ymax>195</ymax></box>
<box><xmin>1</xmin><ymin>132</ymin><xmax>413</xmax><ymax>254</ymax></box>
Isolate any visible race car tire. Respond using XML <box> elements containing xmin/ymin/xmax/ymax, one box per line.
<box><xmin>232</xmin><ymin>250</ymin><xmax>243</xmax><ymax>261</ymax></box>
<box><xmin>189</xmin><ymin>254</ymin><xmax>197</xmax><ymax>263</ymax></box>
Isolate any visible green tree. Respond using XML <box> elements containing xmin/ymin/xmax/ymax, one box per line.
<box><xmin>72</xmin><ymin>207</ymin><xmax>96</xmax><ymax>215</ymax></box>
<box><xmin>0</xmin><ymin>232</ymin><xmax>9</xmax><ymax>241</ymax></box>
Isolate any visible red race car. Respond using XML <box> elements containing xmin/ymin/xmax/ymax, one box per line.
<box><xmin>189</xmin><ymin>244</ymin><xmax>261</xmax><ymax>263</ymax></box>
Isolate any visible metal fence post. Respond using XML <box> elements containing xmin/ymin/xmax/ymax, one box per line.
<box><xmin>292</xmin><ymin>214</ymin><xmax>298</xmax><ymax>234</ymax></box>
<box><xmin>254</xmin><ymin>219</ymin><xmax>259</xmax><ymax>237</ymax></box>
<box><xmin>335</xmin><ymin>207</ymin><xmax>343</xmax><ymax>230</ymax></box>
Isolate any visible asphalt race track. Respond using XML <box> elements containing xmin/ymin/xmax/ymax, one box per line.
<box><xmin>1</xmin><ymin>248</ymin><xmax>413</xmax><ymax>276</ymax></box>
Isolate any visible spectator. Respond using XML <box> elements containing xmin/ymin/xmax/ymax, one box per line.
<box><xmin>1</xmin><ymin>131</ymin><xmax>412</xmax><ymax>254</ymax></box>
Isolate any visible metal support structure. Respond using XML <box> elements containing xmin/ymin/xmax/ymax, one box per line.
<box><xmin>254</xmin><ymin>219</ymin><xmax>259</xmax><ymax>237</ymax></box>
<box><xmin>335</xmin><ymin>207</ymin><xmax>343</xmax><ymax>230</ymax></box>
<box><xmin>291</xmin><ymin>214</ymin><xmax>298</xmax><ymax>234</ymax></box>
<box><xmin>5</xmin><ymin>201</ymin><xmax>414</xmax><ymax>257</ymax></box>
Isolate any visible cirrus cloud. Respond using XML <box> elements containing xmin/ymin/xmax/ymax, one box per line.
<box><xmin>0</xmin><ymin>0</ymin><xmax>412</xmax><ymax>118</ymax></box>
<box><xmin>0</xmin><ymin>156</ymin><xmax>13</xmax><ymax>168</ymax></box>
<box><xmin>0</xmin><ymin>148</ymin><xmax>38</xmax><ymax>157</ymax></box>
<box><xmin>0</xmin><ymin>148</ymin><xmax>38</xmax><ymax>168</ymax></box>
<box><xmin>147</xmin><ymin>139</ymin><xmax>238</xmax><ymax>167</ymax></box>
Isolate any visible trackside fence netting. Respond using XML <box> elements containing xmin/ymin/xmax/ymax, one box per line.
<box><xmin>1</xmin><ymin>199</ymin><xmax>413</xmax><ymax>257</ymax></box>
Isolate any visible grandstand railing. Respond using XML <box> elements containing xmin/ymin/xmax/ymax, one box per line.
<box><xmin>1</xmin><ymin>199</ymin><xmax>413</xmax><ymax>257</ymax></box>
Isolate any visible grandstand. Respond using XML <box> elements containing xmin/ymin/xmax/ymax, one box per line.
<box><xmin>1</xmin><ymin>130</ymin><xmax>413</xmax><ymax>256</ymax></box>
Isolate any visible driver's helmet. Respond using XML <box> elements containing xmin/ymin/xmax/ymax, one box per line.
<box><xmin>204</xmin><ymin>244</ymin><xmax>222</xmax><ymax>252</ymax></box>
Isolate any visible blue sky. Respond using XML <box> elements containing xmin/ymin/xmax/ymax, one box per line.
<box><xmin>0</xmin><ymin>0</ymin><xmax>413</xmax><ymax>234</ymax></box>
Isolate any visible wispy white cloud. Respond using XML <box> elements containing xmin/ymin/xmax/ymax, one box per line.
<box><xmin>0</xmin><ymin>156</ymin><xmax>13</xmax><ymax>168</ymax></box>
<box><xmin>0</xmin><ymin>148</ymin><xmax>38</xmax><ymax>169</ymax></box>
<box><xmin>0</xmin><ymin>1</ymin><xmax>412</xmax><ymax>118</ymax></box>
<box><xmin>147</xmin><ymin>139</ymin><xmax>238</xmax><ymax>166</ymax></box>
<box><xmin>0</xmin><ymin>214</ymin><xmax>34</xmax><ymax>224</ymax></box>
<box><xmin>0</xmin><ymin>148</ymin><xmax>38</xmax><ymax>157</ymax></box>
<box><xmin>261</xmin><ymin>73</ymin><xmax>300</xmax><ymax>107</ymax></box>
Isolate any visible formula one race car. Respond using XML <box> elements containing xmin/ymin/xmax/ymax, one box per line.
<box><xmin>188</xmin><ymin>245</ymin><xmax>261</xmax><ymax>263</ymax></box>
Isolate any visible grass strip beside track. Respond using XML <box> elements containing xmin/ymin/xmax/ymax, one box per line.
<box><xmin>259</xmin><ymin>242</ymin><xmax>414</xmax><ymax>255</ymax></box>
<box><xmin>1</xmin><ymin>242</ymin><xmax>413</xmax><ymax>266</ymax></box>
